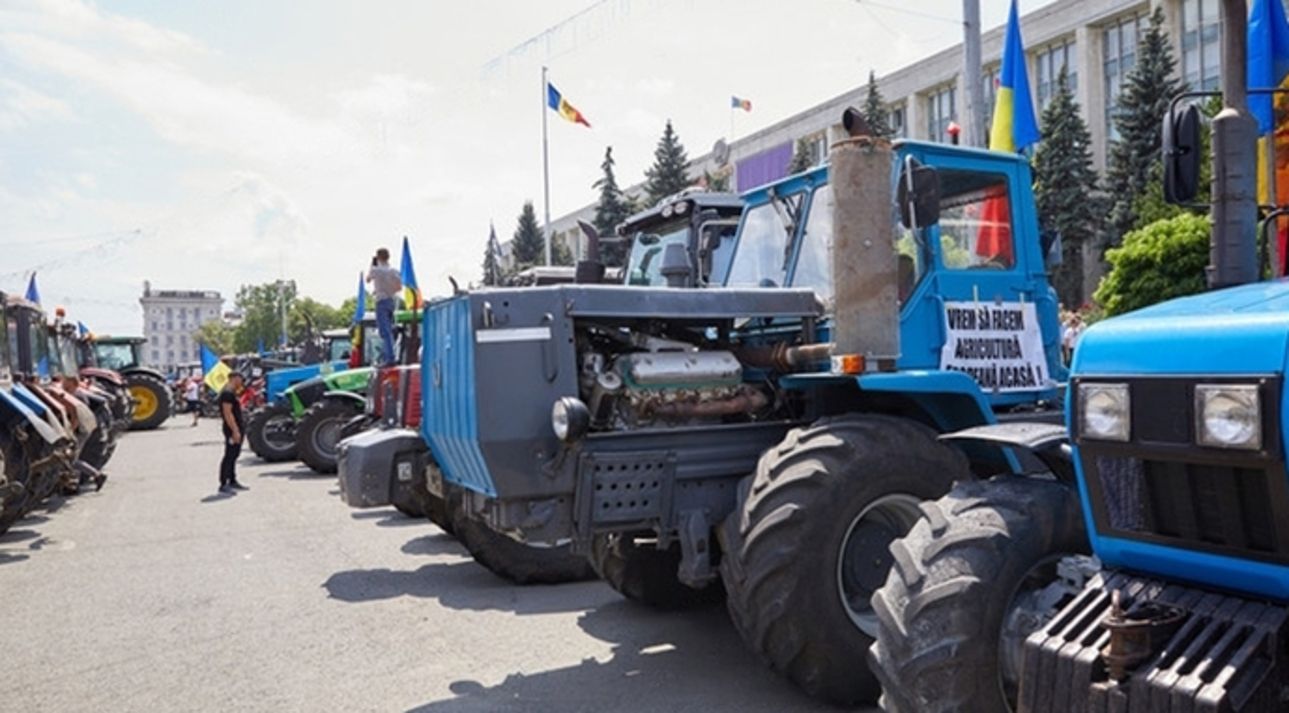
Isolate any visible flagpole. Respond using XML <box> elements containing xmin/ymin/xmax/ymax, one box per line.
<box><xmin>541</xmin><ymin>65</ymin><xmax>553</xmax><ymax>267</ymax></box>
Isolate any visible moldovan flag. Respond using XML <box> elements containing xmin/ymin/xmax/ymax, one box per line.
<box><xmin>399</xmin><ymin>235</ymin><xmax>422</xmax><ymax>310</ymax></box>
<box><xmin>978</xmin><ymin>0</ymin><xmax>1037</xmax><ymax>266</ymax></box>
<box><xmin>731</xmin><ymin>96</ymin><xmax>752</xmax><ymax>112</ymax></box>
<box><xmin>201</xmin><ymin>344</ymin><xmax>231</xmax><ymax>392</ymax></box>
<box><xmin>349</xmin><ymin>271</ymin><xmax>365</xmax><ymax>369</ymax></box>
<box><xmin>1249</xmin><ymin>0</ymin><xmax>1289</xmax><ymax>274</ymax></box>
<box><xmin>547</xmin><ymin>82</ymin><xmax>591</xmax><ymax>127</ymax></box>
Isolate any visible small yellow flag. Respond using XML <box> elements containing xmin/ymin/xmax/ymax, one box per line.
<box><xmin>204</xmin><ymin>361</ymin><xmax>232</xmax><ymax>393</ymax></box>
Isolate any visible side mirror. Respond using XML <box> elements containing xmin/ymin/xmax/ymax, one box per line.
<box><xmin>897</xmin><ymin>162</ymin><xmax>941</xmax><ymax>229</ymax></box>
<box><xmin>660</xmin><ymin>242</ymin><xmax>693</xmax><ymax>288</ymax></box>
<box><xmin>1163</xmin><ymin>103</ymin><xmax>1202</xmax><ymax>204</ymax></box>
<box><xmin>1041</xmin><ymin>229</ymin><xmax>1063</xmax><ymax>268</ymax></box>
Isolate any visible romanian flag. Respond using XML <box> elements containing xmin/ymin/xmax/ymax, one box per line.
<box><xmin>349</xmin><ymin>271</ymin><xmax>365</xmax><ymax>369</ymax></box>
<box><xmin>988</xmin><ymin>0</ymin><xmax>1040</xmax><ymax>154</ymax></box>
<box><xmin>399</xmin><ymin>235</ymin><xmax>422</xmax><ymax>309</ymax></box>
<box><xmin>1249</xmin><ymin>0</ymin><xmax>1289</xmax><ymax>274</ymax></box>
<box><xmin>731</xmin><ymin>96</ymin><xmax>752</xmax><ymax>112</ymax></box>
<box><xmin>547</xmin><ymin>82</ymin><xmax>590</xmax><ymax>127</ymax></box>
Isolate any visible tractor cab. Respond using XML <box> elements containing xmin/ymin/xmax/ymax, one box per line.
<box><xmin>91</xmin><ymin>336</ymin><xmax>145</xmax><ymax>372</ymax></box>
<box><xmin>618</xmin><ymin>191</ymin><xmax>743</xmax><ymax>288</ymax></box>
<box><xmin>85</xmin><ymin>335</ymin><xmax>170</xmax><ymax>430</ymax></box>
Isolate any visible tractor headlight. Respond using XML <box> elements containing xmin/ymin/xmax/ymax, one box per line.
<box><xmin>551</xmin><ymin>397</ymin><xmax>590</xmax><ymax>443</ymax></box>
<box><xmin>1196</xmin><ymin>385</ymin><xmax>1261</xmax><ymax>450</ymax></box>
<box><xmin>1079</xmin><ymin>383</ymin><xmax>1130</xmax><ymax>442</ymax></box>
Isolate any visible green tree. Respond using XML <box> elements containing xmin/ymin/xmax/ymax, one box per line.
<box><xmin>788</xmin><ymin>137</ymin><xmax>815</xmax><ymax>174</ymax></box>
<box><xmin>643</xmin><ymin>120</ymin><xmax>690</xmax><ymax>206</ymax></box>
<box><xmin>861</xmin><ymin>69</ymin><xmax>894</xmax><ymax>140</ymax></box>
<box><xmin>481</xmin><ymin>222</ymin><xmax>504</xmax><ymax>285</ymax></box>
<box><xmin>337</xmin><ymin>293</ymin><xmax>371</xmax><ymax>322</ymax></box>
<box><xmin>703</xmin><ymin>169</ymin><xmax>730</xmax><ymax>192</ymax></box>
<box><xmin>511</xmin><ymin>200</ymin><xmax>545</xmax><ymax>267</ymax></box>
<box><xmin>552</xmin><ymin>233</ymin><xmax>575</xmax><ymax>266</ymax></box>
<box><xmin>193</xmin><ymin>320</ymin><xmax>235</xmax><ymax>356</ymax></box>
<box><xmin>1105</xmin><ymin>7</ymin><xmax>1183</xmax><ymax>245</ymax></box>
<box><xmin>231</xmin><ymin>280</ymin><xmax>296</xmax><ymax>352</ymax></box>
<box><xmin>593</xmin><ymin>146</ymin><xmax>632</xmax><ymax>265</ymax></box>
<box><xmin>288</xmin><ymin>296</ymin><xmax>347</xmax><ymax>344</ymax></box>
<box><xmin>1032</xmin><ymin>68</ymin><xmax>1103</xmax><ymax>307</ymax></box>
<box><xmin>1093</xmin><ymin>212</ymin><xmax>1209</xmax><ymax>317</ymax></box>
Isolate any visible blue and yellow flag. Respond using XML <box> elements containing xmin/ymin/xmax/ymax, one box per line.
<box><xmin>989</xmin><ymin>0</ymin><xmax>1040</xmax><ymax>153</ymax></box>
<box><xmin>547</xmin><ymin>82</ymin><xmax>591</xmax><ymax>128</ymax></box>
<box><xmin>349</xmin><ymin>271</ymin><xmax>365</xmax><ymax>368</ymax></box>
<box><xmin>399</xmin><ymin>235</ymin><xmax>422</xmax><ymax>309</ymax></box>
<box><xmin>1250</xmin><ymin>0</ymin><xmax>1289</xmax><ymax>215</ymax></box>
<box><xmin>200</xmin><ymin>344</ymin><xmax>230</xmax><ymax>392</ymax></box>
<box><xmin>24</xmin><ymin>273</ymin><xmax>39</xmax><ymax>305</ymax></box>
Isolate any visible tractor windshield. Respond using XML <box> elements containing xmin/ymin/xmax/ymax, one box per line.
<box><xmin>4</xmin><ymin>315</ymin><xmax>17</xmax><ymax>372</ymax></box>
<box><xmin>95</xmin><ymin>343</ymin><xmax>135</xmax><ymax>371</ymax></box>
<box><xmin>790</xmin><ymin>185</ymin><xmax>834</xmax><ymax>307</ymax></box>
<box><xmin>327</xmin><ymin>336</ymin><xmax>352</xmax><ymax>362</ymax></box>
<box><xmin>935</xmin><ymin>169</ymin><xmax>1015</xmax><ymax>270</ymax></box>
<box><xmin>58</xmin><ymin>337</ymin><xmax>80</xmax><ymax>378</ymax></box>
<box><xmin>29</xmin><ymin>318</ymin><xmax>49</xmax><ymax>378</ymax></box>
<box><xmin>0</xmin><ymin>309</ymin><xmax>9</xmax><ymax>375</ymax></box>
<box><xmin>624</xmin><ymin>218</ymin><xmax>690</xmax><ymax>286</ymax></box>
<box><xmin>46</xmin><ymin>332</ymin><xmax>65</xmax><ymax>378</ymax></box>
<box><xmin>724</xmin><ymin>194</ymin><xmax>803</xmax><ymax>289</ymax></box>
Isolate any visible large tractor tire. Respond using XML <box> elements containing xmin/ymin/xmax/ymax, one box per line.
<box><xmin>717</xmin><ymin>415</ymin><xmax>969</xmax><ymax>706</ymax></box>
<box><xmin>246</xmin><ymin>404</ymin><xmax>298</xmax><ymax>462</ymax></box>
<box><xmin>0</xmin><ymin>435</ymin><xmax>38</xmax><ymax>535</ymax></box>
<box><xmin>425</xmin><ymin>493</ymin><xmax>452</xmax><ymax>535</ymax></box>
<box><xmin>590</xmin><ymin>532</ymin><xmax>724</xmax><ymax>610</ymax></box>
<box><xmin>297</xmin><ymin>399</ymin><xmax>363</xmax><ymax>474</ymax></box>
<box><xmin>125</xmin><ymin>373</ymin><xmax>171</xmax><ymax>430</ymax></box>
<box><xmin>869</xmin><ymin>477</ymin><xmax>1087</xmax><ymax>713</ymax></box>
<box><xmin>450</xmin><ymin>492</ymin><xmax>595</xmax><ymax>585</ymax></box>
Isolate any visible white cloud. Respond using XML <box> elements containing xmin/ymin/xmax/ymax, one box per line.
<box><xmin>0</xmin><ymin>77</ymin><xmax>76</xmax><ymax>130</ymax></box>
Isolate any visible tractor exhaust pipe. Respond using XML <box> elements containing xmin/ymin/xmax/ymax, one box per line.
<box><xmin>575</xmin><ymin>220</ymin><xmax>606</xmax><ymax>284</ymax></box>
<box><xmin>829</xmin><ymin>108</ymin><xmax>900</xmax><ymax>373</ymax></box>
<box><xmin>1209</xmin><ymin>0</ymin><xmax>1259</xmax><ymax>288</ymax></box>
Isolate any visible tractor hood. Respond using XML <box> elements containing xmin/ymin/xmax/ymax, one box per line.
<box><xmin>1073</xmin><ymin>280</ymin><xmax>1289</xmax><ymax>377</ymax></box>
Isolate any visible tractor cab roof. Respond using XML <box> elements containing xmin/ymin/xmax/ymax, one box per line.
<box><xmin>617</xmin><ymin>191</ymin><xmax>744</xmax><ymax>235</ymax></box>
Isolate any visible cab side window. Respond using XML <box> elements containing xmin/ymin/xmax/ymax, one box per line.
<box><xmin>937</xmin><ymin>170</ymin><xmax>1015</xmax><ymax>270</ymax></box>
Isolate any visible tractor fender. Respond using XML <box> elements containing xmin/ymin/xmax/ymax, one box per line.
<box><xmin>940</xmin><ymin>422</ymin><xmax>1075</xmax><ymax>483</ymax></box>
<box><xmin>119</xmin><ymin>365</ymin><xmax>167</xmax><ymax>382</ymax></box>
<box><xmin>320</xmin><ymin>390</ymin><xmax>366</xmax><ymax>408</ymax></box>
<box><xmin>2</xmin><ymin>386</ymin><xmax>63</xmax><ymax>444</ymax></box>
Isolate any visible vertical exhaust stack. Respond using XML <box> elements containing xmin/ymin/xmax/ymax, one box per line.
<box><xmin>830</xmin><ymin>108</ymin><xmax>899</xmax><ymax>373</ymax></box>
<box><xmin>1209</xmin><ymin>0</ymin><xmax>1259</xmax><ymax>288</ymax></box>
<box><xmin>575</xmin><ymin>220</ymin><xmax>606</xmax><ymax>284</ymax></box>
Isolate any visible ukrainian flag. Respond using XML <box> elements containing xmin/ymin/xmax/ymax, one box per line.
<box><xmin>201</xmin><ymin>344</ymin><xmax>230</xmax><ymax>392</ymax></box>
<box><xmin>399</xmin><ymin>235</ymin><xmax>422</xmax><ymax>310</ymax></box>
<box><xmin>547</xmin><ymin>82</ymin><xmax>591</xmax><ymax>128</ymax></box>
<box><xmin>989</xmin><ymin>0</ymin><xmax>1040</xmax><ymax>153</ymax></box>
<box><xmin>349</xmin><ymin>271</ymin><xmax>365</xmax><ymax>369</ymax></box>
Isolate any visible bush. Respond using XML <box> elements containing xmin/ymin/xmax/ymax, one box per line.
<box><xmin>1093</xmin><ymin>213</ymin><xmax>1209</xmax><ymax>317</ymax></box>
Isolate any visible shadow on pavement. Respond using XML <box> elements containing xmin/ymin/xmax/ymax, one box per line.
<box><xmin>348</xmin><ymin>509</ymin><xmax>426</xmax><ymax>528</ymax></box>
<box><xmin>400</xmin><ymin>532</ymin><xmax>464</xmax><ymax>557</ymax></box>
<box><xmin>405</xmin><ymin>600</ymin><xmax>832</xmax><ymax>713</ymax></box>
<box><xmin>199</xmin><ymin>492</ymin><xmax>236</xmax><ymax>504</ymax></box>
<box><xmin>0</xmin><ymin>528</ymin><xmax>40</xmax><ymax>544</ymax></box>
<box><xmin>322</xmin><ymin>558</ymin><xmax>611</xmax><ymax>616</ymax></box>
<box><xmin>257</xmin><ymin>468</ymin><xmax>331</xmax><ymax>481</ymax></box>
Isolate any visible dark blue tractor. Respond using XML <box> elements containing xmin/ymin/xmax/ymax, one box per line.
<box><xmin>421</xmin><ymin>114</ymin><xmax>1068</xmax><ymax>704</ymax></box>
<box><xmin>869</xmin><ymin>4</ymin><xmax>1289</xmax><ymax>710</ymax></box>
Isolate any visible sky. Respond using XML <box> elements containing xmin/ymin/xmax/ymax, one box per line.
<box><xmin>0</xmin><ymin>0</ymin><xmax>1051</xmax><ymax>335</ymax></box>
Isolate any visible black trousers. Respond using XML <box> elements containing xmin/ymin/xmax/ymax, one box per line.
<box><xmin>220</xmin><ymin>439</ymin><xmax>241</xmax><ymax>486</ymax></box>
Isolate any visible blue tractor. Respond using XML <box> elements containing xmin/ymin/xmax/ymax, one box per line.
<box><xmin>868</xmin><ymin>3</ymin><xmax>1289</xmax><ymax>710</ymax></box>
<box><xmin>421</xmin><ymin>112</ymin><xmax>1067</xmax><ymax>703</ymax></box>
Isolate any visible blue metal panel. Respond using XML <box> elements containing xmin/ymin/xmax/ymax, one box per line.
<box><xmin>11</xmin><ymin>382</ymin><xmax>46</xmax><ymax>416</ymax></box>
<box><xmin>1071</xmin><ymin>280</ymin><xmax>1289</xmax><ymax>600</ymax></box>
<box><xmin>421</xmin><ymin>298</ymin><xmax>496</xmax><ymax>497</ymax></box>
<box><xmin>265</xmin><ymin>360</ymin><xmax>346</xmax><ymax>403</ymax></box>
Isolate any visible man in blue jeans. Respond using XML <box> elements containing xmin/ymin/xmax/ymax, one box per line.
<box><xmin>366</xmin><ymin>247</ymin><xmax>402</xmax><ymax>366</ymax></box>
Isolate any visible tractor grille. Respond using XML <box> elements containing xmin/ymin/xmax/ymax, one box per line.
<box><xmin>1087</xmin><ymin>455</ymin><xmax>1288</xmax><ymax>562</ymax></box>
<box><xmin>422</xmin><ymin>298</ymin><xmax>495</xmax><ymax>496</ymax></box>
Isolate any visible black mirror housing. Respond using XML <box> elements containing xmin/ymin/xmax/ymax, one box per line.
<box><xmin>898</xmin><ymin>164</ymin><xmax>941</xmax><ymax>229</ymax></box>
<box><xmin>1163</xmin><ymin>103</ymin><xmax>1202</xmax><ymax>204</ymax></box>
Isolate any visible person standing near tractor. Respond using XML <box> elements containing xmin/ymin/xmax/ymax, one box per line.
<box><xmin>218</xmin><ymin>372</ymin><xmax>249</xmax><ymax>494</ymax></box>
<box><xmin>184</xmin><ymin>376</ymin><xmax>202</xmax><ymax>427</ymax></box>
<box><xmin>366</xmin><ymin>247</ymin><xmax>401</xmax><ymax>367</ymax></box>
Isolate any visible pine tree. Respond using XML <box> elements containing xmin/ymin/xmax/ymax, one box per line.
<box><xmin>511</xmin><ymin>200</ymin><xmax>545</xmax><ymax>267</ymax></box>
<box><xmin>1105</xmin><ymin>6</ymin><xmax>1183</xmax><ymax>245</ymax></box>
<box><xmin>643</xmin><ymin>120</ymin><xmax>691</xmax><ymax>206</ymax></box>
<box><xmin>481</xmin><ymin>222</ymin><xmax>503</xmax><ymax>286</ymax></box>
<box><xmin>788</xmin><ymin>137</ymin><xmax>815</xmax><ymax>173</ymax></box>
<box><xmin>1033</xmin><ymin>68</ymin><xmax>1103</xmax><ymax>307</ymax></box>
<box><xmin>861</xmin><ymin>70</ymin><xmax>894</xmax><ymax>140</ymax></box>
<box><xmin>593</xmin><ymin>146</ymin><xmax>632</xmax><ymax>265</ymax></box>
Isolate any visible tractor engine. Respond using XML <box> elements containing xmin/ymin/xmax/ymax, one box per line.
<box><xmin>575</xmin><ymin>331</ymin><xmax>769</xmax><ymax>431</ymax></box>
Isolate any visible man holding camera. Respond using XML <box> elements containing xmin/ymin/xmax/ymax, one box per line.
<box><xmin>366</xmin><ymin>247</ymin><xmax>402</xmax><ymax>367</ymax></box>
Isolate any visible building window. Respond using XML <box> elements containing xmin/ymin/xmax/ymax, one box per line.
<box><xmin>151</xmin><ymin>349</ymin><xmax>159</xmax><ymax>362</ymax></box>
<box><xmin>889</xmin><ymin>104</ymin><xmax>906</xmax><ymax>137</ymax></box>
<box><xmin>982</xmin><ymin>65</ymin><xmax>1000</xmax><ymax>133</ymax></box>
<box><xmin>1181</xmin><ymin>0</ymin><xmax>1220</xmax><ymax>91</ymax></box>
<box><xmin>192</xmin><ymin>307</ymin><xmax>200</xmax><ymax>320</ymax></box>
<box><xmin>166</xmin><ymin>335</ymin><xmax>173</xmax><ymax>346</ymax></box>
<box><xmin>166</xmin><ymin>350</ymin><xmax>174</xmax><ymax>361</ymax></box>
<box><xmin>1035</xmin><ymin>39</ymin><xmax>1077</xmax><ymax>110</ymax></box>
<box><xmin>166</xmin><ymin>307</ymin><xmax>173</xmax><ymax>320</ymax></box>
<box><xmin>926</xmin><ymin>85</ymin><xmax>956</xmax><ymax>142</ymax></box>
<box><xmin>1103</xmin><ymin>13</ymin><xmax>1147</xmax><ymax>143</ymax></box>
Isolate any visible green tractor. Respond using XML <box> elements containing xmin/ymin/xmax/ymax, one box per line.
<box><xmin>88</xmin><ymin>336</ymin><xmax>171</xmax><ymax>430</ymax></box>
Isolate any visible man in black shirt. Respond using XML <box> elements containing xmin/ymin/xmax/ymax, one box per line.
<box><xmin>218</xmin><ymin>372</ymin><xmax>249</xmax><ymax>493</ymax></box>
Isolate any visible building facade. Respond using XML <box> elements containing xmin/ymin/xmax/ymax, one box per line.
<box><xmin>139</xmin><ymin>281</ymin><xmax>224</xmax><ymax>371</ymax></box>
<box><xmin>547</xmin><ymin>0</ymin><xmax>1248</xmax><ymax>297</ymax></box>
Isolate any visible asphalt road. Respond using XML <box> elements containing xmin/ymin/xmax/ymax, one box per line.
<box><xmin>0</xmin><ymin>422</ymin><xmax>870</xmax><ymax>712</ymax></box>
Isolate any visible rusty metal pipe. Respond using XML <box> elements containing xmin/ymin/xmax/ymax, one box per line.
<box><xmin>651</xmin><ymin>388</ymin><xmax>769</xmax><ymax>419</ymax></box>
<box><xmin>736</xmin><ymin>342</ymin><xmax>833</xmax><ymax>372</ymax></box>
